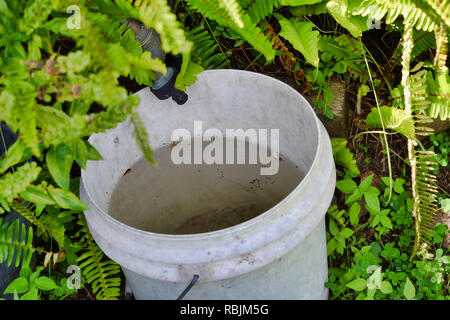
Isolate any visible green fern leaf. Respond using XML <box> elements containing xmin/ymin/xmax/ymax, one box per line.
<box><xmin>276</xmin><ymin>15</ymin><xmax>320</xmax><ymax>67</ymax></box>
<box><xmin>10</xmin><ymin>200</ymin><xmax>65</xmax><ymax>249</ymax></box>
<box><xmin>352</xmin><ymin>0</ymin><xmax>440</xmax><ymax>32</ymax></box>
<box><xmin>186</xmin><ymin>26</ymin><xmax>230</xmax><ymax>69</ymax></box>
<box><xmin>423</xmin><ymin>0</ymin><xmax>450</xmax><ymax>28</ymax></box>
<box><xmin>77</xmin><ymin>214</ymin><xmax>121</xmax><ymax>300</ymax></box>
<box><xmin>364</xmin><ymin>106</ymin><xmax>416</xmax><ymax>139</ymax></box>
<box><xmin>187</xmin><ymin>0</ymin><xmax>275</xmax><ymax>61</ymax></box>
<box><xmin>0</xmin><ymin>162</ymin><xmax>41</xmax><ymax>202</ymax></box>
<box><xmin>246</xmin><ymin>0</ymin><xmax>280</xmax><ymax>23</ymax></box>
<box><xmin>0</xmin><ymin>218</ymin><xmax>34</xmax><ymax>268</ymax></box>
<box><xmin>127</xmin><ymin>0</ymin><xmax>192</xmax><ymax>55</ymax></box>
<box><xmin>175</xmin><ymin>54</ymin><xmax>204</xmax><ymax>91</ymax></box>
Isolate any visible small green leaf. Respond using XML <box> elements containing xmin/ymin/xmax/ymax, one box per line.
<box><xmin>47</xmin><ymin>186</ymin><xmax>89</xmax><ymax>211</ymax></box>
<box><xmin>35</xmin><ymin>277</ymin><xmax>57</xmax><ymax>291</ymax></box>
<box><xmin>3</xmin><ymin>277</ymin><xmax>29</xmax><ymax>294</ymax></box>
<box><xmin>346</xmin><ymin>188</ymin><xmax>363</xmax><ymax>204</ymax></box>
<box><xmin>349</xmin><ymin>202</ymin><xmax>361</xmax><ymax>226</ymax></box>
<box><xmin>332</xmin><ymin>61</ymin><xmax>347</xmax><ymax>74</ymax></box>
<box><xmin>359</xmin><ymin>175</ymin><xmax>373</xmax><ymax>192</ymax></box>
<box><xmin>380</xmin><ymin>215</ymin><xmax>393</xmax><ymax>229</ymax></box>
<box><xmin>346</xmin><ymin>278</ymin><xmax>367</xmax><ymax>291</ymax></box>
<box><xmin>329</xmin><ymin>219</ymin><xmax>339</xmax><ymax>236</ymax></box>
<box><xmin>404</xmin><ymin>277</ymin><xmax>416</xmax><ymax>300</ymax></box>
<box><xmin>327</xmin><ymin>238</ymin><xmax>337</xmax><ymax>255</ymax></box>
<box><xmin>364</xmin><ymin>191</ymin><xmax>380</xmax><ymax>213</ymax></box>
<box><xmin>339</xmin><ymin>228</ymin><xmax>354</xmax><ymax>239</ymax></box>
<box><xmin>393</xmin><ymin>178</ymin><xmax>405</xmax><ymax>194</ymax></box>
<box><xmin>336</xmin><ymin>179</ymin><xmax>357</xmax><ymax>194</ymax></box>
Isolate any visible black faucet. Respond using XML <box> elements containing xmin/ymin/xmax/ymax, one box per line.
<box><xmin>125</xmin><ymin>19</ymin><xmax>188</xmax><ymax>105</ymax></box>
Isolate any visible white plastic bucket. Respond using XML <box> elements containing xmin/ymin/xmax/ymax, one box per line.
<box><xmin>80</xmin><ymin>70</ymin><xmax>336</xmax><ymax>299</ymax></box>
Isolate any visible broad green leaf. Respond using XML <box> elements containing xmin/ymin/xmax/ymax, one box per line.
<box><xmin>336</xmin><ymin>179</ymin><xmax>357</xmax><ymax>194</ymax></box>
<box><xmin>46</xmin><ymin>144</ymin><xmax>73</xmax><ymax>190</ymax></box>
<box><xmin>346</xmin><ymin>278</ymin><xmax>366</xmax><ymax>291</ymax></box>
<box><xmin>365</xmin><ymin>106</ymin><xmax>415</xmax><ymax>139</ymax></box>
<box><xmin>48</xmin><ymin>186</ymin><xmax>89</xmax><ymax>211</ymax></box>
<box><xmin>20</xmin><ymin>186</ymin><xmax>55</xmax><ymax>205</ymax></box>
<box><xmin>3</xmin><ymin>277</ymin><xmax>28</xmax><ymax>294</ymax></box>
<box><xmin>404</xmin><ymin>277</ymin><xmax>416</xmax><ymax>300</ymax></box>
<box><xmin>35</xmin><ymin>277</ymin><xmax>57</xmax><ymax>291</ymax></box>
<box><xmin>276</xmin><ymin>16</ymin><xmax>320</xmax><ymax>67</ymax></box>
<box><xmin>349</xmin><ymin>202</ymin><xmax>361</xmax><ymax>226</ymax></box>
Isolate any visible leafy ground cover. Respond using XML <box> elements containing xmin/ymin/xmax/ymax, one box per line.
<box><xmin>0</xmin><ymin>0</ymin><xmax>448</xmax><ymax>300</ymax></box>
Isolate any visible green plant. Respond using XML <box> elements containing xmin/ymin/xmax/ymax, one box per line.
<box><xmin>0</xmin><ymin>0</ymin><xmax>197</xmax><ymax>300</ymax></box>
<box><xmin>2</xmin><ymin>266</ymin><xmax>58</xmax><ymax>300</ymax></box>
<box><xmin>328</xmin><ymin>140</ymin><xmax>449</xmax><ymax>300</ymax></box>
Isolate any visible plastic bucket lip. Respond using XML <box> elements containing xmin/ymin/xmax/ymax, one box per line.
<box><xmin>80</xmin><ymin>69</ymin><xmax>324</xmax><ymax>241</ymax></box>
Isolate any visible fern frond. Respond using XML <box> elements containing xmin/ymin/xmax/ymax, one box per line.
<box><xmin>353</xmin><ymin>0</ymin><xmax>440</xmax><ymax>32</ymax></box>
<box><xmin>401</xmin><ymin>24</ymin><xmax>439</xmax><ymax>259</ymax></box>
<box><xmin>290</xmin><ymin>1</ymin><xmax>329</xmax><ymax>16</ymax></box>
<box><xmin>423</xmin><ymin>0</ymin><xmax>450</xmax><ymax>28</ymax></box>
<box><xmin>77</xmin><ymin>214</ymin><xmax>121</xmax><ymax>300</ymax></box>
<box><xmin>0</xmin><ymin>217</ymin><xmax>34</xmax><ymax>268</ymax></box>
<box><xmin>186</xmin><ymin>26</ymin><xmax>230</xmax><ymax>69</ymax></box>
<box><xmin>187</xmin><ymin>0</ymin><xmax>275</xmax><ymax>61</ymax></box>
<box><xmin>246</xmin><ymin>0</ymin><xmax>280</xmax><ymax>23</ymax></box>
<box><xmin>86</xmin><ymin>11</ymin><xmax>163</xmax><ymax>86</ymax></box>
<box><xmin>10</xmin><ymin>200</ymin><xmax>65</xmax><ymax>249</ymax></box>
<box><xmin>219</xmin><ymin>0</ymin><xmax>245</xmax><ymax>27</ymax></box>
<box><xmin>175</xmin><ymin>53</ymin><xmax>204</xmax><ymax>91</ymax></box>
